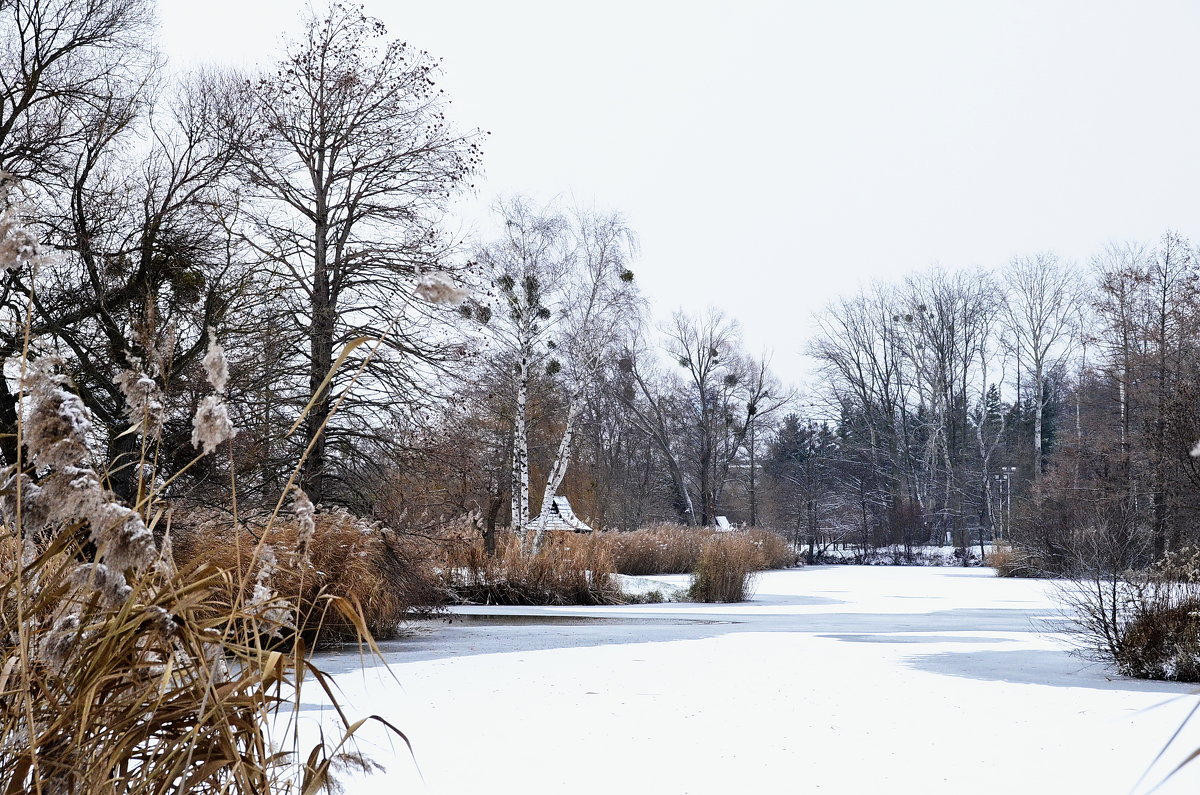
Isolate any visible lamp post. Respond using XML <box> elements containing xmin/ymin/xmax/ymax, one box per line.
<box><xmin>992</xmin><ymin>466</ymin><xmax>1017</xmax><ymax>539</ymax></box>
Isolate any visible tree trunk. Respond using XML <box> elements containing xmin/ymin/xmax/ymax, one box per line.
<box><xmin>0</xmin><ymin>370</ymin><xmax>20</xmax><ymax>468</ymax></box>
<box><xmin>511</xmin><ymin>346</ymin><xmax>530</xmax><ymax>537</ymax></box>
<box><xmin>301</xmin><ymin>215</ymin><xmax>333</xmax><ymax>504</ymax></box>
<box><xmin>529</xmin><ymin>393</ymin><xmax>583</xmax><ymax>554</ymax></box>
<box><xmin>484</xmin><ymin>493</ymin><xmax>502</xmax><ymax>558</ymax></box>
<box><xmin>748</xmin><ymin>421</ymin><xmax>757</xmax><ymax>526</ymax></box>
<box><xmin>1032</xmin><ymin>363</ymin><xmax>1044</xmax><ymax>481</ymax></box>
<box><xmin>106</xmin><ymin>425</ymin><xmax>141</xmax><ymax>504</ymax></box>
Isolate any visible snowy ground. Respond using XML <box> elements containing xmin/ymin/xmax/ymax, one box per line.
<box><xmin>300</xmin><ymin>566</ymin><xmax>1200</xmax><ymax>794</ymax></box>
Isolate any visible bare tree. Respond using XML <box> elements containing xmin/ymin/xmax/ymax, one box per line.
<box><xmin>1003</xmin><ymin>253</ymin><xmax>1082</xmax><ymax>480</ymax></box>
<box><xmin>476</xmin><ymin>198</ymin><xmax>569</xmax><ymax>533</ymax></box>
<box><xmin>0</xmin><ymin>68</ymin><xmax>257</xmax><ymax>506</ymax></box>
<box><xmin>528</xmin><ymin>210</ymin><xmax>639</xmax><ymax>553</ymax></box>
<box><xmin>629</xmin><ymin>309</ymin><xmax>788</xmax><ymax>527</ymax></box>
<box><xmin>0</xmin><ymin>0</ymin><xmax>156</xmax><ymax>468</ymax></box>
<box><xmin>239</xmin><ymin>4</ymin><xmax>482</xmax><ymax>504</ymax></box>
<box><xmin>0</xmin><ymin>0</ymin><xmax>156</xmax><ymax>182</ymax></box>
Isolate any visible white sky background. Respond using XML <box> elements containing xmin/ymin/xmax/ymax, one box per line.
<box><xmin>159</xmin><ymin>1</ymin><xmax>1200</xmax><ymax>393</ymax></box>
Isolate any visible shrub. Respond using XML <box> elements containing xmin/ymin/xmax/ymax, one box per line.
<box><xmin>444</xmin><ymin>529</ymin><xmax>623</xmax><ymax>606</ymax></box>
<box><xmin>172</xmin><ymin>507</ymin><xmax>443</xmax><ymax>647</ymax></box>
<box><xmin>689</xmin><ymin>534</ymin><xmax>761</xmax><ymax>602</ymax></box>
<box><xmin>990</xmin><ymin>543</ymin><xmax>1038</xmax><ymax>577</ymax></box>
<box><xmin>1115</xmin><ymin>600</ymin><xmax>1200</xmax><ymax>682</ymax></box>
<box><xmin>1058</xmin><ymin>546</ymin><xmax>1200</xmax><ymax>683</ymax></box>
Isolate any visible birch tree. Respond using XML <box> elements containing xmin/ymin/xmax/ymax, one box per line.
<box><xmin>527</xmin><ymin>210</ymin><xmax>639</xmax><ymax>553</ymax></box>
<box><xmin>476</xmin><ymin>199</ymin><xmax>569</xmax><ymax>534</ymax></box>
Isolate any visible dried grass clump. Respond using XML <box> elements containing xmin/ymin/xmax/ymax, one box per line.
<box><xmin>444</xmin><ymin>529</ymin><xmax>623</xmax><ymax>606</ymax></box>
<box><xmin>990</xmin><ymin>543</ymin><xmax>1039</xmax><ymax>578</ymax></box>
<box><xmin>748</xmin><ymin>528</ymin><xmax>798</xmax><ymax>569</ymax></box>
<box><xmin>608</xmin><ymin>524</ymin><xmax>798</xmax><ymax>575</ymax></box>
<box><xmin>607</xmin><ymin>523</ymin><xmax>707</xmax><ymax>575</ymax></box>
<box><xmin>689</xmin><ymin>533</ymin><xmax>761</xmax><ymax>603</ymax></box>
<box><xmin>172</xmin><ymin>507</ymin><xmax>444</xmax><ymax>648</ymax></box>
<box><xmin>0</xmin><ymin>356</ymin><xmax>388</xmax><ymax>793</ymax></box>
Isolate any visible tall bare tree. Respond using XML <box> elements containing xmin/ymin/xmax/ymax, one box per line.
<box><xmin>528</xmin><ymin>210</ymin><xmax>640</xmax><ymax>553</ymax></box>
<box><xmin>239</xmin><ymin>4</ymin><xmax>482</xmax><ymax>504</ymax></box>
<box><xmin>0</xmin><ymin>0</ymin><xmax>156</xmax><ymax>469</ymax></box>
<box><xmin>0</xmin><ymin>0</ymin><xmax>156</xmax><ymax>183</ymax></box>
<box><xmin>476</xmin><ymin>198</ymin><xmax>569</xmax><ymax>533</ymax></box>
<box><xmin>1003</xmin><ymin>253</ymin><xmax>1081</xmax><ymax>481</ymax></box>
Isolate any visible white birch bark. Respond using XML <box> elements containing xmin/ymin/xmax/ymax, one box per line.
<box><xmin>512</xmin><ymin>346</ymin><xmax>531</xmax><ymax>537</ymax></box>
<box><xmin>529</xmin><ymin>392</ymin><xmax>583</xmax><ymax>554</ymax></box>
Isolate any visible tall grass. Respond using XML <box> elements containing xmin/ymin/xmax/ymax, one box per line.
<box><xmin>0</xmin><ymin>197</ymin><xmax>400</xmax><ymax>791</ymax></box>
<box><xmin>440</xmin><ymin>522</ymin><xmax>796</xmax><ymax>605</ymax></box>
<box><xmin>0</xmin><ymin>361</ymin><xmax>398</xmax><ymax>792</ymax></box>
<box><xmin>688</xmin><ymin>533</ymin><xmax>762</xmax><ymax>602</ymax></box>
<box><xmin>608</xmin><ymin>524</ymin><xmax>797</xmax><ymax>575</ymax></box>
<box><xmin>172</xmin><ymin>508</ymin><xmax>444</xmax><ymax>648</ymax></box>
<box><xmin>443</xmin><ymin>528</ymin><xmax>623</xmax><ymax>605</ymax></box>
<box><xmin>990</xmin><ymin>542</ymin><xmax>1040</xmax><ymax>578</ymax></box>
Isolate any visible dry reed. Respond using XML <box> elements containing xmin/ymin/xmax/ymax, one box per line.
<box><xmin>689</xmin><ymin>533</ymin><xmax>764</xmax><ymax>602</ymax></box>
<box><xmin>0</xmin><ymin>198</ymin><xmax>399</xmax><ymax>791</ymax></box>
<box><xmin>443</xmin><ymin>528</ymin><xmax>623</xmax><ymax>605</ymax></box>
<box><xmin>609</xmin><ymin>523</ymin><xmax>797</xmax><ymax>575</ymax></box>
<box><xmin>171</xmin><ymin>508</ymin><xmax>444</xmax><ymax>648</ymax></box>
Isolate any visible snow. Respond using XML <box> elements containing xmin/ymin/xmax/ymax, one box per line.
<box><xmin>298</xmin><ymin>566</ymin><xmax>1200</xmax><ymax>794</ymax></box>
<box><xmin>613</xmin><ymin>573</ymin><xmax>687</xmax><ymax>601</ymax></box>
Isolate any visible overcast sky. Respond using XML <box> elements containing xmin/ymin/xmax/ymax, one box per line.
<box><xmin>159</xmin><ymin>1</ymin><xmax>1200</xmax><ymax>391</ymax></box>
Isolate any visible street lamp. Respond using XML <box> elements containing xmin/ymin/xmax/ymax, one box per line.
<box><xmin>992</xmin><ymin>466</ymin><xmax>1017</xmax><ymax>539</ymax></box>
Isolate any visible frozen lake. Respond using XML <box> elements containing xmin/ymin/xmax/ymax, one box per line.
<box><xmin>304</xmin><ymin>566</ymin><xmax>1200</xmax><ymax>794</ymax></box>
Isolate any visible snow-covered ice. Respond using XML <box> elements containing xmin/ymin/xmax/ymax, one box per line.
<box><xmin>301</xmin><ymin>566</ymin><xmax>1200</xmax><ymax>794</ymax></box>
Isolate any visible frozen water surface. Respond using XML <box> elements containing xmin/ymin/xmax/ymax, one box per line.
<box><xmin>301</xmin><ymin>566</ymin><xmax>1200</xmax><ymax>794</ymax></box>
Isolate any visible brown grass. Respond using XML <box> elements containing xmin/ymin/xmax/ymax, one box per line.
<box><xmin>443</xmin><ymin>529</ymin><xmax>623</xmax><ymax>606</ymax></box>
<box><xmin>171</xmin><ymin>508</ymin><xmax>443</xmax><ymax>648</ymax></box>
<box><xmin>0</xmin><ymin>195</ymin><xmax>397</xmax><ymax>793</ymax></box>
<box><xmin>689</xmin><ymin>533</ymin><xmax>761</xmax><ymax>602</ymax></box>
<box><xmin>607</xmin><ymin>523</ymin><xmax>706</xmax><ymax>574</ymax></box>
<box><xmin>608</xmin><ymin>524</ymin><xmax>797</xmax><ymax>575</ymax></box>
<box><xmin>0</xmin><ymin>520</ymin><xmax>393</xmax><ymax>793</ymax></box>
<box><xmin>990</xmin><ymin>543</ymin><xmax>1041</xmax><ymax>578</ymax></box>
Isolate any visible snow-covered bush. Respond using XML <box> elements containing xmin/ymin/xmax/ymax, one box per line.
<box><xmin>1059</xmin><ymin>547</ymin><xmax>1200</xmax><ymax>682</ymax></box>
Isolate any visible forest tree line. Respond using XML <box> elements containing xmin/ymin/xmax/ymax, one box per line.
<box><xmin>798</xmin><ymin>240</ymin><xmax>1200</xmax><ymax>572</ymax></box>
<box><xmin>5</xmin><ymin>1</ymin><xmax>1198</xmax><ymax>578</ymax></box>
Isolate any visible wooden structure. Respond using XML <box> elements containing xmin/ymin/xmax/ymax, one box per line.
<box><xmin>527</xmin><ymin>496</ymin><xmax>594</xmax><ymax>533</ymax></box>
<box><xmin>714</xmin><ymin>515</ymin><xmax>734</xmax><ymax>531</ymax></box>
